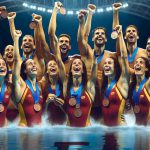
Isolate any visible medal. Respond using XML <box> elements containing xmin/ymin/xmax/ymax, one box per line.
<box><xmin>34</xmin><ymin>103</ymin><xmax>41</xmax><ymax>112</ymax></box>
<box><xmin>29</xmin><ymin>20</ymin><xmax>37</xmax><ymax>29</ymax></box>
<box><xmin>74</xmin><ymin>108</ymin><xmax>82</xmax><ymax>118</ymax></box>
<box><xmin>0</xmin><ymin>104</ymin><xmax>4</xmax><ymax>112</ymax></box>
<box><xmin>69</xmin><ymin>97</ymin><xmax>76</xmax><ymax>106</ymax></box>
<box><xmin>134</xmin><ymin>105</ymin><xmax>140</xmax><ymax>114</ymax></box>
<box><xmin>102</xmin><ymin>98</ymin><xmax>109</xmax><ymax>107</ymax></box>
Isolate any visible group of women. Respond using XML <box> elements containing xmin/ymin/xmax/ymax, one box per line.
<box><xmin>0</xmin><ymin>2</ymin><xmax>149</xmax><ymax>127</ymax></box>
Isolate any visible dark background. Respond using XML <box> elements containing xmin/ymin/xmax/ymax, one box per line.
<box><xmin>0</xmin><ymin>10</ymin><xmax>150</xmax><ymax>55</ymax></box>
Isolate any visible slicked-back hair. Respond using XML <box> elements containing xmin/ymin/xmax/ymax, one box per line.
<box><xmin>125</xmin><ymin>25</ymin><xmax>139</xmax><ymax>36</ymax></box>
<box><xmin>58</xmin><ymin>34</ymin><xmax>71</xmax><ymax>44</ymax></box>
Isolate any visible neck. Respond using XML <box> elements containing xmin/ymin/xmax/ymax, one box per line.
<box><xmin>94</xmin><ymin>44</ymin><xmax>105</xmax><ymax>55</ymax></box>
<box><xmin>107</xmin><ymin>74</ymin><xmax>115</xmax><ymax>86</ymax></box>
<box><xmin>27</xmin><ymin>76</ymin><xmax>36</xmax><ymax>87</ymax></box>
<box><xmin>136</xmin><ymin>74</ymin><xmax>145</xmax><ymax>86</ymax></box>
<box><xmin>23</xmin><ymin>51</ymin><xmax>33</xmax><ymax>59</ymax></box>
<box><xmin>0</xmin><ymin>76</ymin><xmax>5</xmax><ymax>87</ymax></box>
<box><xmin>49</xmin><ymin>75</ymin><xmax>58</xmax><ymax>85</ymax></box>
<box><xmin>8</xmin><ymin>63</ymin><xmax>13</xmax><ymax>70</ymax></box>
<box><xmin>127</xmin><ymin>42</ymin><xmax>137</xmax><ymax>55</ymax></box>
<box><xmin>61</xmin><ymin>53</ymin><xmax>68</xmax><ymax>60</ymax></box>
<box><xmin>72</xmin><ymin>76</ymin><xmax>82</xmax><ymax>87</ymax></box>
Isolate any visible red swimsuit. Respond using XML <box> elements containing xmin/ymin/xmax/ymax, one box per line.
<box><xmin>102</xmin><ymin>86</ymin><xmax>125</xmax><ymax>126</ymax></box>
<box><xmin>17</xmin><ymin>85</ymin><xmax>44</xmax><ymax>127</ymax></box>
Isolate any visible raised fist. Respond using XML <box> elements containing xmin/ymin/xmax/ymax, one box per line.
<box><xmin>78</xmin><ymin>10</ymin><xmax>87</xmax><ymax>23</ymax></box>
<box><xmin>14</xmin><ymin>30</ymin><xmax>22</xmax><ymax>38</ymax></box>
<box><xmin>32</xmin><ymin>13</ymin><xmax>42</xmax><ymax>23</ymax></box>
<box><xmin>113</xmin><ymin>3</ymin><xmax>122</xmax><ymax>11</ymax></box>
<box><xmin>7</xmin><ymin>12</ymin><xmax>16</xmax><ymax>20</ymax></box>
<box><xmin>88</xmin><ymin>4</ymin><xmax>96</xmax><ymax>13</ymax></box>
<box><xmin>54</xmin><ymin>1</ymin><xmax>63</xmax><ymax>9</ymax></box>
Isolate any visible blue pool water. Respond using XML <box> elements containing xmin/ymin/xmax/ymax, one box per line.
<box><xmin>0</xmin><ymin>124</ymin><xmax>150</xmax><ymax>150</ymax></box>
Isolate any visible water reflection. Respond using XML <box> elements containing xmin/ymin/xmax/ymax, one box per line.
<box><xmin>0</xmin><ymin>126</ymin><xmax>150</xmax><ymax>150</ymax></box>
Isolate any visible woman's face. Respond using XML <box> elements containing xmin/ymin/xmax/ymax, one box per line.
<box><xmin>71</xmin><ymin>59</ymin><xmax>83</xmax><ymax>77</ymax></box>
<box><xmin>0</xmin><ymin>59</ymin><xmax>7</xmax><ymax>77</ymax></box>
<box><xmin>47</xmin><ymin>60</ymin><xmax>58</xmax><ymax>76</ymax></box>
<box><xmin>103</xmin><ymin>58</ymin><xmax>115</xmax><ymax>77</ymax></box>
<box><xmin>134</xmin><ymin>57</ymin><xmax>147</xmax><ymax>76</ymax></box>
<box><xmin>25</xmin><ymin>59</ymin><xmax>37</xmax><ymax>76</ymax></box>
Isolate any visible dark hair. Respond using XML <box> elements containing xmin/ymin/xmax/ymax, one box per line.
<box><xmin>58</xmin><ymin>34</ymin><xmax>71</xmax><ymax>44</ymax></box>
<box><xmin>92</xmin><ymin>27</ymin><xmax>107</xmax><ymax>38</ymax></box>
<box><xmin>22</xmin><ymin>35</ymin><xmax>35</xmax><ymax>45</ymax></box>
<box><xmin>102</xmin><ymin>57</ymin><xmax>121</xmax><ymax>90</ymax></box>
<box><xmin>0</xmin><ymin>58</ymin><xmax>9</xmax><ymax>81</ymax></box>
<box><xmin>67</xmin><ymin>58</ymin><xmax>87</xmax><ymax>93</ymax></box>
<box><xmin>125</xmin><ymin>25</ymin><xmax>139</xmax><ymax>36</ymax></box>
<box><xmin>20</xmin><ymin>59</ymin><xmax>28</xmax><ymax>81</ymax></box>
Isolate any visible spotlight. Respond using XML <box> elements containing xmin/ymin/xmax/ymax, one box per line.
<box><xmin>106</xmin><ymin>7</ymin><xmax>112</xmax><ymax>11</ymax></box>
<box><xmin>97</xmin><ymin>8</ymin><xmax>104</xmax><ymax>13</ymax></box>
<box><xmin>22</xmin><ymin>2</ymin><xmax>28</xmax><ymax>7</ymax></box>
<box><xmin>67</xmin><ymin>10</ymin><xmax>74</xmax><ymax>15</ymax></box>
<box><xmin>47</xmin><ymin>9</ymin><xmax>52</xmax><ymax>13</ymax></box>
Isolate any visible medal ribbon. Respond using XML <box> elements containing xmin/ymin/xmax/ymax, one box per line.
<box><xmin>0</xmin><ymin>82</ymin><xmax>6</xmax><ymax>104</ymax></box>
<box><xmin>25</xmin><ymin>80</ymin><xmax>40</xmax><ymax>104</ymax></box>
<box><xmin>133</xmin><ymin>77</ymin><xmax>147</xmax><ymax>105</ymax></box>
<box><xmin>128</xmin><ymin>47</ymin><xmax>138</xmax><ymax>63</ymax></box>
<box><xmin>48</xmin><ymin>84</ymin><xmax>61</xmax><ymax>97</ymax></box>
<box><xmin>22</xmin><ymin>52</ymin><xmax>34</xmax><ymax>61</ymax></box>
<box><xmin>70</xmin><ymin>84</ymin><xmax>83</xmax><ymax>105</ymax></box>
<box><xmin>94</xmin><ymin>50</ymin><xmax>104</xmax><ymax>64</ymax></box>
<box><xmin>105</xmin><ymin>78</ymin><xmax>117</xmax><ymax>98</ymax></box>
<box><xmin>62</xmin><ymin>56</ymin><xmax>68</xmax><ymax>63</ymax></box>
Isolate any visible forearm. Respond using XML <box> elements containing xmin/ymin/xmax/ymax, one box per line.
<box><xmin>113</xmin><ymin>11</ymin><xmax>119</xmax><ymax>29</ymax></box>
<box><xmin>8</xmin><ymin>19</ymin><xmax>16</xmax><ymax>40</ymax></box>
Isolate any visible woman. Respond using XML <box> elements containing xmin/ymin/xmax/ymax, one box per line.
<box><xmin>101</xmin><ymin>25</ymin><xmax>129</xmax><ymax>126</ymax></box>
<box><xmin>130</xmin><ymin>56</ymin><xmax>150</xmax><ymax>125</ymax></box>
<box><xmin>40</xmin><ymin>58</ymin><xmax>67</xmax><ymax>125</ymax></box>
<box><xmin>0</xmin><ymin>55</ymin><xmax>11</xmax><ymax>127</ymax></box>
<box><xmin>13</xmin><ymin>30</ymin><xmax>44</xmax><ymax>127</ymax></box>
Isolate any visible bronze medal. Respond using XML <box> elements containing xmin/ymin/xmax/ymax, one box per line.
<box><xmin>102</xmin><ymin>98</ymin><xmax>109</xmax><ymax>107</ymax></box>
<box><xmin>69</xmin><ymin>97</ymin><xmax>76</xmax><ymax>106</ymax></box>
<box><xmin>34</xmin><ymin>103</ymin><xmax>41</xmax><ymax>112</ymax></box>
<box><xmin>134</xmin><ymin>105</ymin><xmax>140</xmax><ymax>113</ymax></box>
<box><xmin>29</xmin><ymin>21</ymin><xmax>37</xmax><ymax>29</ymax></box>
<box><xmin>0</xmin><ymin>104</ymin><xmax>4</xmax><ymax>112</ymax></box>
<box><xmin>74</xmin><ymin>108</ymin><xmax>82</xmax><ymax>118</ymax></box>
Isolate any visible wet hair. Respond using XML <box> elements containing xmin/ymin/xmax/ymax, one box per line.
<box><xmin>20</xmin><ymin>59</ymin><xmax>29</xmax><ymax>81</ymax></box>
<box><xmin>92</xmin><ymin>27</ymin><xmax>107</xmax><ymax>38</ymax></box>
<box><xmin>22</xmin><ymin>35</ymin><xmax>35</xmax><ymax>44</ymax></box>
<box><xmin>58</xmin><ymin>34</ymin><xmax>71</xmax><ymax>44</ymax></box>
<box><xmin>67</xmin><ymin>58</ymin><xmax>87</xmax><ymax>93</ymax></box>
<box><xmin>102</xmin><ymin>56</ymin><xmax>121</xmax><ymax>90</ymax></box>
<box><xmin>125</xmin><ymin>25</ymin><xmax>139</xmax><ymax>36</ymax></box>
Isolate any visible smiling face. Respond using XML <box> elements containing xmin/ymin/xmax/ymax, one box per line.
<box><xmin>4</xmin><ymin>45</ymin><xmax>14</xmax><ymax>63</ymax></box>
<box><xmin>71</xmin><ymin>59</ymin><xmax>83</xmax><ymax>77</ymax></box>
<box><xmin>0</xmin><ymin>59</ymin><xmax>7</xmax><ymax>77</ymax></box>
<box><xmin>25</xmin><ymin>59</ymin><xmax>37</xmax><ymax>77</ymax></box>
<box><xmin>46</xmin><ymin>60</ymin><xmax>59</xmax><ymax>76</ymax></box>
<box><xmin>21</xmin><ymin>35</ymin><xmax>35</xmax><ymax>54</ymax></box>
<box><xmin>58</xmin><ymin>36</ymin><xmax>71</xmax><ymax>55</ymax></box>
<box><xmin>103</xmin><ymin>58</ymin><xmax>115</xmax><ymax>77</ymax></box>
<box><xmin>134</xmin><ymin>57</ymin><xmax>148</xmax><ymax>76</ymax></box>
<box><xmin>125</xmin><ymin>26</ymin><xmax>139</xmax><ymax>44</ymax></box>
<box><xmin>146</xmin><ymin>38</ymin><xmax>150</xmax><ymax>58</ymax></box>
<box><xmin>92</xmin><ymin>28</ymin><xmax>107</xmax><ymax>47</ymax></box>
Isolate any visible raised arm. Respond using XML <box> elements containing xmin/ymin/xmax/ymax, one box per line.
<box><xmin>32</xmin><ymin>13</ymin><xmax>52</xmax><ymax>62</ymax></box>
<box><xmin>84</xmin><ymin>4</ymin><xmax>96</xmax><ymax>42</ymax></box>
<box><xmin>77</xmin><ymin>10</ymin><xmax>92</xmax><ymax>57</ymax></box>
<box><xmin>48</xmin><ymin>2</ymin><xmax>62</xmax><ymax>52</ymax></box>
<box><xmin>7</xmin><ymin>12</ymin><xmax>16</xmax><ymax>40</ymax></box>
<box><xmin>86</xmin><ymin>56</ymin><xmax>97</xmax><ymax>101</ymax></box>
<box><xmin>146</xmin><ymin>77</ymin><xmax>150</xmax><ymax>95</ymax></box>
<box><xmin>116</xmin><ymin>25</ymin><xmax>129</xmax><ymax>99</ymax></box>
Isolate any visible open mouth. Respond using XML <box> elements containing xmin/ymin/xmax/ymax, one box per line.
<box><xmin>0</xmin><ymin>68</ymin><xmax>6</xmax><ymax>73</ymax></box>
<box><xmin>73</xmin><ymin>67</ymin><xmax>81</xmax><ymax>72</ymax></box>
<box><xmin>7</xmin><ymin>53</ymin><xmax>13</xmax><ymax>58</ymax></box>
<box><xmin>135</xmin><ymin>65</ymin><xmax>141</xmax><ymax>71</ymax></box>
<box><xmin>24</xmin><ymin>44</ymin><xmax>31</xmax><ymax>49</ymax></box>
<box><xmin>104</xmin><ymin>66</ymin><xmax>111</xmax><ymax>72</ymax></box>
<box><xmin>50</xmin><ymin>67</ymin><xmax>56</xmax><ymax>73</ymax></box>
<box><xmin>31</xmin><ymin>67</ymin><xmax>37</xmax><ymax>71</ymax></box>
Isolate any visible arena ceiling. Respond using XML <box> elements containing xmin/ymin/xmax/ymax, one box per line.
<box><xmin>0</xmin><ymin>0</ymin><xmax>150</xmax><ymax>20</ymax></box>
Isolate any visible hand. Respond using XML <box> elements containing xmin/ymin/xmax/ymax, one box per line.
<box><xmin>78</xmin><ymin>10</ymin><xmax>87</xmax><ymax>23</ymax></box>
<box><xmin>114</xmin><ymin>25</ymin><xmax>122</xmax><ymax>34</ymax></box>
<box><xmin>46</xmin><ymin>93</ymin><xmax>56</xmax><ymax>103</ymax></box>
<box><xmin>88</xmin><ymin>4</ymin><xmax>96</xmax><ymax>13</ymax></box>
<box><xmin>14</xmin><ymin>30</ymin><xmax>22</xmax><ymax>38</ymax></box>
<box><xmin>32</xmin><ymin>13</ymin><xmax>42</xmax><ymax>23</ymax></box>
<box><xmin>54</xmin><ymin>1</ymin><xmax>63</xmax><ymax>10</ymax></box>
<box><xmin>54</xmin><ymin>97</ymin><xmax>64</xmax><ymax>106</ymax></box>
<box><xmin>7</xmin><ymin>12</ymin><xmax>16</xmax><ymax>20</ymax></box>
<box><xmin>112</xmin><ymin>3</ymin><xmax>122</xmax><ymax>11</ymax></box>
